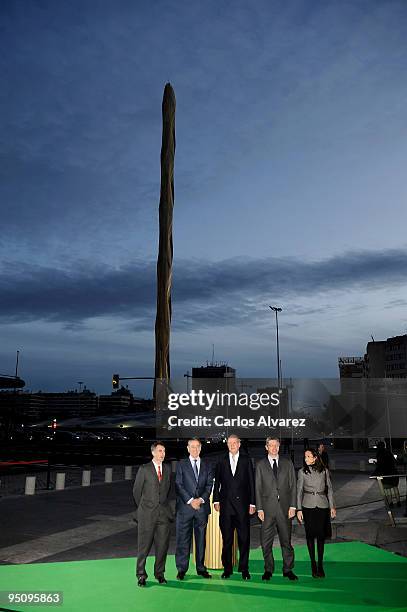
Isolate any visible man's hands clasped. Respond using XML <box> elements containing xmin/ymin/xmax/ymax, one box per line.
<box><xmin>191</xmin><ymin>498</ymin><xmax>203</xmax><ymax>510</ymax></box>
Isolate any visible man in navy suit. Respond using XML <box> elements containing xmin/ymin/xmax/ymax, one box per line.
<box><xmin>213</xmin><ymin>434</ymin><xmax>256</xmax><ymax>580</ymax></box>
<box><xmin>175</xmin><ymin>437</ymin><xmax>214</xmax><ymax>580</ymax></box>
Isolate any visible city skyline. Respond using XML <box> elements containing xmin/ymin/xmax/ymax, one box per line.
<box><xmin>1</xmin><ymin>1</ymin><xmax>407</xmax><ymax>393</ymax></box>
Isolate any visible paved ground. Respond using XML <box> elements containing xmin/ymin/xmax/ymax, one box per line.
<box><xmin>0</xmin><ymin>447</ymin><xmax>406</xmax><ymax>568</ymax></box>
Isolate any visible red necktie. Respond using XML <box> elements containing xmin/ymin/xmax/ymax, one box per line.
<box><xmin>157</xmin><ymin>465</ymin><xmax>162</xmax><ymax>482</ymax></box>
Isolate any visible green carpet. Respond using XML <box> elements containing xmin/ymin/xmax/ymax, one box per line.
<box><xmin>0</xmin><ymin>543</ymin><xmax>406</xmax><ymax>612</ymax></box>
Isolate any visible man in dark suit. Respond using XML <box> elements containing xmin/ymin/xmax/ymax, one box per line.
<box><xmin>256</xmin><ymin>436</ymin><xmax>298</xmax><ymax>581</ymax></box>
<box><xmin>175</xmin><ymin>437</ymin><xmax>214</xmax><ymax>580</ymax></box>
<box><xmin>133</xmin><ymin>441</ymin><xmax>174</xmax><ymax>587</ymax></box>
<box><xmin>318</xmin><ymin>442</ymin><xmax>330</xmax><ymax>469</ymax></box>
<box><xmin>213</xmin><ymin>434</ymin><xmax>256</xmax><ymax>580</ymax></box>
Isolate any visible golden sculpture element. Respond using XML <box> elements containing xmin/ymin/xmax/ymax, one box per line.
<box><xmin>192</xmin><ymin>493</ymin><xmax>238</xmax><ymax>570</ymax></box>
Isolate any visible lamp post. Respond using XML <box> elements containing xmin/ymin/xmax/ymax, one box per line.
<box><xmin>184</xmin><ymin>371</ymin><xmax>191</xmax><ymax>393</ymax></box>
<box><xmin>270</xmin><ymin>305</ymin><xmax>283</xmax><ymax>445</ymax></box>
<box><xmin>269</xmin><ymin>306</ymin><xmax>282</xmax><ymax>390</ymax></box>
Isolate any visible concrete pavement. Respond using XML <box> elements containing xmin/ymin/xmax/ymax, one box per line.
<box><xmin>0</xmin><ymin>461</ymin><xmax>406</xmax><ymax>566</ymax></box>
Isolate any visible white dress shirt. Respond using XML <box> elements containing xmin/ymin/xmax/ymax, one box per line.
<box><xmin>229</xmin><ymin>451</ymin><xmax>239</xmax><ymax>475</ymax></box>
<box><xmin>152</xmin><ymin>460</ymin><xmax>163</xmax><ymax>476</ymax></box>
<box><xmin>187</xmin><ymin>455</ymin><xmax>204</xmax><ymax>505</ymax></box>
<box><xmin>190</xmin><ymin>455</ymin><xmax>201</xmax><ymax>475</ymax></box>
<box><xmin>229</xmin><ymin>451</ymin><xmax>255</xmax><ymax>508</ymax></box>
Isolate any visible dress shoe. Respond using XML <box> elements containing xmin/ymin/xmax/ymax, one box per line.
<box><xmin>241</xmin><ymin>570</ymin><xmax>251</xmax><ymax>580</ymax></box>
<box><xmin>138</xmin><ymin>577</ymin><xmax>146</xmax><ymax>587</ymax></box>
<box><xmin>283</xmin><ymin>570</ymin><xmax>298</xmax><ymax>581</ymax></box>
<box><xmin>221</xmin><ymin>571</ymin><xmax>231</xmax><ymax>579</ymax></box>
<box><xmin>157</xmin><ymin>576</ymin><xmax>167</xmax><ymax>584</ymax></box>
<box><xmin>197</xmin><ymin>570</ymin><xmax>212</xmax><ymax>579</ymax></box>
<box><xmin>311</xmin><ymin>560</ymin><xmax>318</xmax><ymax>578</ymax></box>
<box><xmin>176</xmin><ymin>571</ymin><xmax>185</xmax><ymax>580</ymax></box>
<box><xmin>317</xmin><ymin>564</ymin><xmax>325</xmax><ymax>578</ymax></box>
<box><xmin>262</xmin><ymin>571</ymin><xmax>272</xmax><ymax>581</ymax></box>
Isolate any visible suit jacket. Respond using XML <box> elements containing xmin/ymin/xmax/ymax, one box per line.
<box><xmin>255</xmin><ymin>456</ymin><xmax>296</xmax><ymax>516</ymax></box>
<box><xmin>176</xmin><ymin>457</ymin><xmax>214</xmax><ymax>515</ymax></box>
<box><xmin>297</xmin><ymin>467</ymin><xmax>334</xmax><ymax>510</ymax></box>
<box><xmin>133</xmin><ymin>461</ymin><xmax>174</xmax><ymax>525</ymax></box>
<box><xmin>373</xmin><ymin>449</ymin><xmax>399</xmax><ymax>487</ymax></box>
<box><xmin>213</xmin><ymin>452</ymin><xmax>255</xmax><ymax>514</ymax></box>
<box><xmin>320</xmin><ymin>450</ymin><xmax>330</xmax><ymax>468</ymax></box>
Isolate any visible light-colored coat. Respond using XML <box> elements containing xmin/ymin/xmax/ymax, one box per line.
<box><xmin>297</xmin><ymin>467</ymin><xmax>334</xmax><ymax>510</ymax></box>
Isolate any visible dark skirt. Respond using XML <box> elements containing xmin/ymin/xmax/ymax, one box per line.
<box><xmin>302</xmin><ymin>506</ymin><xmax>332</xmax><ymax>540</ymax></box>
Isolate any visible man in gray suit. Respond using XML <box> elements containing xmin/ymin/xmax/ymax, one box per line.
<box><xmin>133</xmin><ymin>441</ymin><xmax>174</xmax><ymax>587</ymax></box>
<box><xmin>256</xmin><ymin>436</ymin><xmax>298</xmax><ymax>581</ymax></box>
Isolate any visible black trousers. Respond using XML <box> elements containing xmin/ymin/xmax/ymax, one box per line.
<box><xmin>136</xmin><ymin>517</ymin><xmax>171</xmax><ymax>579</ymax></box>
<box><xmin>219</xmin><ymin>508</ymin><xmax>250</xmax><ymax>573</ymax></box>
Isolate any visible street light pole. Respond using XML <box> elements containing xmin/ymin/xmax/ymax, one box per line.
<box><xmin>269</xmin><ymin>306</ymin><xmax>282</xmax><ymax>390</ymax></box>
<box><xmin>184</xmin><ymin>371</ymin><xmax>191</xmax><ymax>393</ymax></box>
<box><xmin>15</xmin><ymin>350</ymin><xmax>20</xmax><ymax>378</ymax></box>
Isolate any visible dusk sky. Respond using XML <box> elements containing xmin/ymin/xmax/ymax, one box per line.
<box><xmin>1</xmin><ymin>0</ymin><xmax>407</xmax><ymax>394</ymax></box>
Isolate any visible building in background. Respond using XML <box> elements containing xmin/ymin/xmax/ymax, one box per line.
<box><xmin>192</xmin><ymin>363</ymin><xmax>236</xmax><ymax>379</ymax></box>
<box><xmin>99</xmin><ymin>388</ymin><xmax>133</xmax><ymax>414</ymax></box>
<box><xmin>98</xmin><ymin>387</ymin><xmax>152</xmax><ymax>414</ymax></box>
<box><xmin>364</xmin><ymin>341</ymin><xmax>386</xmax><ymax>378</ymax></box>
<box><xmin>37</xmin><ymin>390</ymin><xmax>98</xmax><ymax>420</ymax></box>
<box><xmin>384</xmin><ymin>335</ymin><xmax>407</xmax><ymax>379</ymax></box>
<box><xmin>339</xmin><ymin>334</ymin><xmax>407</xmax><ymax>380</ymax></box>
<box><xmin>338</xmin><ymin>356</ymin><xmax>365</xmax><ymax>379</ymax></box>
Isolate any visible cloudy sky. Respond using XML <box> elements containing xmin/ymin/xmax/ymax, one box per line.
<box><xmin>1</xmin><ymin>0</ymin><xmax>406</xmax><ymax>394</ymax></box>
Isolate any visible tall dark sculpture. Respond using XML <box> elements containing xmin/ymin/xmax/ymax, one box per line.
<box><xmin>155</xmin><ymin>83</ymin><xmax>176</xmax><ymax>392</ymax></box>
